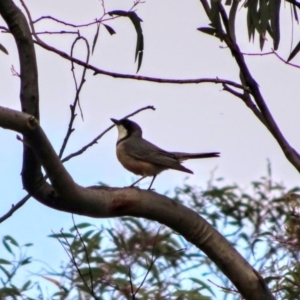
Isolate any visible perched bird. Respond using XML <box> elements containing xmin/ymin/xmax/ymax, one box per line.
<box><xmin>111</xmin><ymin>118</ymin><xmax>219</xmax><ymax>190</ymax></box>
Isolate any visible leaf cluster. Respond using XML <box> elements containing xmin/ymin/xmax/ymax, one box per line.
<box><xmin>173</xmin><ymin>163</ymin><xmax>300</xmax><ymax>299</ymax></box>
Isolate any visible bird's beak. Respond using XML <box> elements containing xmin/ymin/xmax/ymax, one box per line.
<box><xmin>111</xmin><ymin>118</ymin><xmax>120</xmax><ymax>125</ymax></box>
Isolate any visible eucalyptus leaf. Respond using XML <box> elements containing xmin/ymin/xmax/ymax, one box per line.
<box><xmin>0</xmin><ymin>43</ymin><xmax>8</xmax><ymax>55</ymax></box>
<box><xmin>108</xmin><ymin>10</ymin><xmax>144</xmax><ymax>72</ymax></box>
<box><xmin>287</xmin><ymin>40</ymin><xmax>300</xmax><ymax>62</ymax></box>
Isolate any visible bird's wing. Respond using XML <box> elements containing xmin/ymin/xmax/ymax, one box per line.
<box><xmin>124</xmin><ymin>138</ymin><xmax>192</xmax><ymax>173</ymax></box>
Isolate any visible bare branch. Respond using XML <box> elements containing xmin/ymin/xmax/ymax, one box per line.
<box><xmin>272</xmin><ymin>49</ymin><xmax>300</xmax><ymax>69</ymax></box>
<box><xmin>35</xmin><ymin>38</ymin><xmax>248</xmax><ymax>89</ymax></box>
<box><xmin>61</xmin><ymin>105</ymin><xmax>155</xmax><ymax>163</ymax></box>
<box><xmin>222</xmin><ymin>84</ymin><xmax>269</xmax><ymax>128</ymax></box>
<box><xmin>0</xmin><ymin>194</ymin><xmax>30</xmax><ymax>224</ymax></box>
<box><xmin>208</xmin><ymin>2</ymin><xmax>300</xmax><ymax>171</ymax></box>
<box><xmin>71</xmin><ymin>215</ymin><xmax>96</xmax><ymax>297</ymax></box>
<box><xmin>58</xmin><ymin>35</ymin><xmax>90</xmax><ymax>158</ymax></box>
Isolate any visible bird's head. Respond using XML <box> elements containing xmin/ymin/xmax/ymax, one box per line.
<box><xmin>111</xmin><ymin>118</ymin><xmax>143</xmax><ymax>142</ymax></box>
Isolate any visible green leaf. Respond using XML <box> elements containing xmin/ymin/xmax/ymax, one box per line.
<box><xmin>0</xmin><ymin>43</ymin><xmax>8</xmax><ymax>55</ymax></box>
<box><xmin>70</xmin><ymin>222</ymin><xmax>92</xmax><ymax>231</ymax></box>
<box><xmin>247</xmin><ymin>0</ymin><xmax>259</xmax><ymax>41</ymax></box>
<box><xmin>228</xmin><ymin>0</ymin><xmax>239</xmax><ymax>43</ymax></box>
<box><xmin>21</xmin><ymin>280</ymin><xmax>32</xmax><ymax>291</ymax></box>
<box><xmin>0</xmin><ymin>265</ymin><xmax>10</xmax><ymax>278</ymax></box>
<box><xmin>292</xmin><ymin>3</ymin><xmax>298</xmax><ymax>22</ymax></box>
<box><xmin>269</xmin><ymin>0</ymin><xmax>281</xmax><ymax>50</ymax></box>
<box><xmin>20</xmin><ymin>257</ymin><xmax>32</xmax><ymax>265</ymax></box>
<box><xmin>92</xmin><ymin>23</ymin><xmax>100</xmax><ymax>54</ymax></box>
<box><xmin>259</xmin><ymin>0</ymin><xmax>268</xmax><ymax>50</ymax></box>
<box><xmin>3</xmin><ymin>237</ymin><xmax>13</xmax><ymax>254</ymax></box>
<box><xmin>0</xmin><ymin>259</ymin><xmax>10</xmax><ymax>265</ymax></box>
<box><xmin>108</xmin><ymin>10</ymin><xmax>144</xmax><ymax>72</ymax></box>
<box><xmin>287</xmin><ymin>40</ymin><xmax>300</xmax><ymax>62</ymax></box>
<box><xmin>48</xmin><ymin>233</ymin><xmax>75</xmax><ymax>239</ymax></box>
<box><xmin>103</xmin><ymin>24</ymin><xmax>116</xmax><ymax>35</ymax></box>
<box><xmin>4</xmin><ymin>235</ymin><xmax>19</xmax><ymax>247</ymax></box>
<box><xmin>0</xmin><ymin>286</ymin><xmax>20</xmax><ymax>296</ymax></box>
<box><xmin>210</xmin><ymin>0</ymin><xmax>224</xmax><ymax>39</ymax></box>
<box><xmin>197</xmin><ymin>27</ymin><xmax>217</xmax><ymax>37</ymax></box>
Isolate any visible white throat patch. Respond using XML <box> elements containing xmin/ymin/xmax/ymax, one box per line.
<box><xmin>116</xmin><ymin>124</ymin><xmax>128</xmax><ymax>142</ymax></box>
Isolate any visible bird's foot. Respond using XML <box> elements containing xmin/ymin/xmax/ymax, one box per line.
<box><xmin>127</xmin><ymin>184</ymin><xmax>140</xmax><ymax>190</ymax></box>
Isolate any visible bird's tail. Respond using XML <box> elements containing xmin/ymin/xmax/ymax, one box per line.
<box><xmin>173</xmin><ymin>152</ymin><xmax>220</xmax><ymax>162</ymax></box>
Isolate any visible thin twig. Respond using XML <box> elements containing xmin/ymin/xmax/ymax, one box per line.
<box><xmin>19</xmin><ymin>0</ymin><xmax>249</xmax><ymax>92</ymax></box>
<box><xmin>61</xmin><ymin>105</ymin><xmax>155</xmax><ymax>163</ymax></box>
<box><xmin>71</xmin><ymin>215</ymin><xmax>95</xmax><ymax>295</ymax></box>
<box><xmin>59</xmin><ymin>228</ymin><xmax>99</xmax><ymax>300</ymax></box>
<box><xmin>58</xmin><ymin>36</ymin><xmax>90</xmax><ymax>158</ymax></box>
<box><xmin>207</xmin><ymin>278</ymin><xmax>239</xmax><ymax>294</ymax></box>
<box><xmin>272</xmin><ymin>49</ymin><xmax>300</xmax><ymax>69</ymax></box>
<box><xmin>222</xmin><ymin>84</ymin><xmax>268</xmax><ymax>128</ymax></box>
<box><xmin>34</xmin><ymin>38</ymin><xmax>249</xmax><ymax>90</ymax></box>
<box><xmin>0</xmin><ymin>194</ymin><xmax>31</xmax><ymax>223</ymax></box>
<box><xmin>128</xmin><ymin>267</ymin><xmax>135</xmax><ymax>299</ymax></box>
<box><xmin>241</xmin><ymin>51</ymin><xmax>273</xmax><ymax>56</ymax></box>
<box><xmin>134</xmin><ymin>226</ymin><xmax>162</xmax><ymax>296</ymax></box>
<box><xmin>35</xmin><ymin>30</ymin><xmax>79</xmax><ymax>35</ymax></box>
<box><xmin>18</xmin><ymin>0</ymin><xmax>249</xmax><ymax>92</ymax></box>
<box><xmin>70</xmin><ymin>36</ymin><xmax>89</xmax><ymax>120</ymax></box>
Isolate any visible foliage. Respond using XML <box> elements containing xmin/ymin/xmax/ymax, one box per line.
<box><xmin>0</xmin><ymin>166</ymin><xmax>299</xmax><ymax>300</ymax></box>
<box><xmin>174</xmin><ymin>163</ymin><xmax>300</xmax><ymax>300</ymax></box>
<box><xmin>0</xmin><ymin>236</ymin><xmax>36</xmax><ymax>300</ymax></box>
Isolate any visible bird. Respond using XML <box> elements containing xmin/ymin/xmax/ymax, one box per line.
<box><xmin>111</xmin><ymin>118</ymin><xmax>220</xmax><ymax>190</ymax></box>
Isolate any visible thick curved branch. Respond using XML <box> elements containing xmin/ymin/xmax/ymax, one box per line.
<box><xmin>0</xmin><ymin>0</ymin><xmax>42</xmax><ymax>193</ymax></box>
<box><xmin>0</xmin><ymin>105</ymin><xmax>154</xmax><ymax>224</ymax></box>
<box><xmin>0</xmin><ymin>1</ymin><xmax>275</xmax><ymax>299</ymax></box>
<box><xmin>0</xmin><ymin>105</ymin><xmax>275</xmax><ymax>300</ymax></box>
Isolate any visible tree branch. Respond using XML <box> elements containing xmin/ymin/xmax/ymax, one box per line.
<box><xmin>0</xmin><ymin>105</ymin><xmax>275</xmax><ymax>300</ymax></box>
<box><xmin>209</xmin><ymin>2</ymin><xmax>300</xmax><ymax>172</ymax></box>
<box><xmin>0</xmin><ymin>194</ymin><xmax>30</xmax><ymax>224</ymax></box>
<box><xmin>61</xmin><ymin>105</ymin><xmax>155</xmax><ymax>163</ymax></box>
<box><xmin>34</xmin><ymin>37</ymin><xmax>247</xmax><ymax>88</ymax></box>
<box><xmin>0</xmin><ymin>105</ymin><xmax>154</xmax><ymax>223</ymax></box>
<box><xmin>0</xmin><ymin>0</ymin><xmax>43</xmax><ymax>194</ymax></box>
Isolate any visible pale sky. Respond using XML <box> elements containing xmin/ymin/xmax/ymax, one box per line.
<box><xmin>1</xmin><ymin>0</ymin><xmax>300</xmax><ymax>298</ymax></box>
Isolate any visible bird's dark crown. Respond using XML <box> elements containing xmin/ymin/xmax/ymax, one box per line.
<box><xmin>120</xmin><ymin>119</ymin><xmax>142</xmax><ymax>136</ymax></box>
<box><xmin>111</xmin><ymin>118</ymin><xmax>143</xmax><ymax>139</ymax></box>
